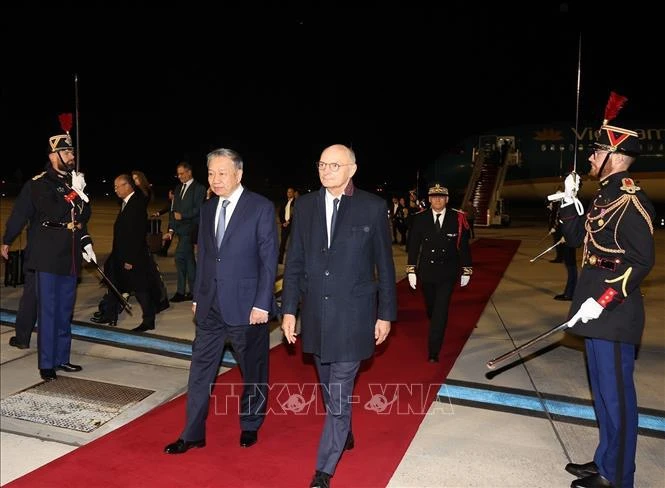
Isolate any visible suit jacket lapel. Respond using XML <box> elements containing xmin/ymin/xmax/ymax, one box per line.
<box><xmin>317</xmin><ymin>187</ymin><xmax>329</xmax><ymax>246</ymax></box>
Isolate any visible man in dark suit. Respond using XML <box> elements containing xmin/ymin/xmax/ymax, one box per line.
<box><xmin>2</xmin><ymin>177</ymin><xmax>38</xmax><ymax>349</ymax></box>
<box><xmin>281</xmin><ymin>144</ymin><xmax>397</xmax><ymax>488</ymax></box>
<box><xmin>163</xmin><ymin>162</ymin><xmax>206</xmax><ymax>302</ymax></box>
<box><xmin>278</xmin><ymin>186</ymin><xmax>296</xmax><ymax>264</ymax></box>
<box><xmin>97</xmin><ymin>174</ymin><xmax>156</xmax><ymax>331</ymax></box>
<box><xmin>164</xmin><ymin>147</ymin><xmax>278</xmax><ymax>454</ymax></box>
<box><xmin>406</xmin><ymin>183</ymin><xmax>472</xmax><ymax>363</ymax></box>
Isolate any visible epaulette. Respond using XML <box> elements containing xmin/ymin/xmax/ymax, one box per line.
<box><xmin>619</xmin><ymin>178</ymin><xmax>641</xmax><ymax>194</ymax></box>
<box><xmin>32</xmin><ymin>172</ymin><xmax>46</xmax><ymax>180</ymax></box>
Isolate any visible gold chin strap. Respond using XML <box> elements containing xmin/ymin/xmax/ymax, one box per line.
<box><xmin>605</xmin><ymin>267</ymin><xmax>632</xmax><ymax>297</ymax></box>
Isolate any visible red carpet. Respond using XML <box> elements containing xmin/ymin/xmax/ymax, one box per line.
<box><xmin>8</xmin><ymin>238</ymin><xmax>519</xmax><ymax>488</ymax></box>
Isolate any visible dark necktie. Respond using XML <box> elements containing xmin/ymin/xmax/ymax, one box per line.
<box><xmin>121</xmin><ymin>200</ymin><xmax>126</xmax><ymax>212</ymax></box>
<box><xmin>180</xmin><ymin>184</ymin><xmax>187</xmax><ymax>200</ymax></box>
<box><xmin>435</xmin><ymin>213</ymin><xmax>442</xmax><ymax>231</ymax></box>
<box><xmin>216</xmin><ymin>199</ymin><xmax>230</xmax><ymax>248</ymax></box>
<box><xmin>330</xmin><ymin>197</ymin><xmax>340</xmax><ymax>246</ymax></box>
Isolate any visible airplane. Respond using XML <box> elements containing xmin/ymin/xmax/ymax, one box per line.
<box><xmin>420</xmin><ymin>122</ymin><xmax>664</xmax><ymax>227</ymax></box>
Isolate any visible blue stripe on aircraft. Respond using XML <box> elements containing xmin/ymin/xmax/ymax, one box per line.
<box><xmin>438</xmin><ymin>383</ymin><xmax>665</xmax><ymax>433</ymax></box>
<box><xmin>0</xmin><ymin>310</ymin><xmax>236</xmax><ymax>365</ymax></box>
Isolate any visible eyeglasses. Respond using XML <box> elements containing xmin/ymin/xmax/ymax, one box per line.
<box><xmin>315</xmin><ymin>161</ymin><xmax>354</xmax><ymax>172</ymax></box>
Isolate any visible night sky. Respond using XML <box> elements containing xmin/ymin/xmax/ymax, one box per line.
<box><xmin>2</xmin><ymin>5</ymin><xmax>662</xmax><ymax>198</ymax></box>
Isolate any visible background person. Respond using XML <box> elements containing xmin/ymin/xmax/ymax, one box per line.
<box><xmin>163</xmin><ymin>162</ymin><xmax>206</xmax><ymax>302</ymax></box>
<box><xmin>406</xmin><ymin>183</ymin><xmax>472</xmax><ymax>363</ymax></box>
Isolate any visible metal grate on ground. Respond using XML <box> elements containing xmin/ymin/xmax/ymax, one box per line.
<box><xmin>1</xmin><ymin>377</ymin><xmax>154</xmax><ymax>433</ymax></box>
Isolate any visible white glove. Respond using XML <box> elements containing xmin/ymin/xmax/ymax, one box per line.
<box><xmin>70</xmin><ymin>170</ymin><xmax>89</xmax><ymax>203</ymax></box>
<box><xmin>570</xmin><ymin>297</ymin><xmax>603</xmax><ymax>325</ymax></box>
<box><xmin>408</xmin><ymin>273</ymin><xmax>417</xmax><ymax>290</ymax></box>
<box><xmin>460</xmin><ymin>275</ymin><xmax>470</xmax><ymax>287</ymax></box>
<box><xmin>82</xmin><ymin>243</ymin><xmax>97</xmax><ymax>264</ymax></box>
<box><xmin>563</xmin><ymin>172</ymin><xmax>580</xmax><ymax>203</ymax></box>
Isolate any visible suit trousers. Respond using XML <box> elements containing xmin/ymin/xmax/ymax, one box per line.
<box><xmin>422</xmin><ymin>279</ymin><xmax>456</xmax><ymax>356</ymax></box>
<box><xmin>174</xmin><ymin>233</ymin><xmax>196</xmax><ymax>294</ymax></box>
<box><xmin>36</xmin><ymin>272</ymin><xmax>76</xmax><ymax>369</ymax></box>
<box><xmin>313</xmin><ymin>356</ymin><xmax>360</xmax><ymax>475</ymax></box>
<box><xmin>278</xmin><ymin>224</ymin><xmax>291</xmax><ymax>264</ymax></box>
<box><xmin>183</xmin><ymin>301</ymin><xmax>269</xmax><ymax>441</ymax></box>
<box><xmin>586</xmin><ymin>338</ymin><xmax>637</xmax><ymax>488</ymax></box>
<box><xmin>15</xmin><ymin>269</ymin><xmax>38</xmax><ymax>346</ymax></box>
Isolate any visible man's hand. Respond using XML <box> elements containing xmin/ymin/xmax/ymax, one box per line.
<box><xmin>163</xmin><ymin>231</ymin><xmax>173</xmax><ymax>242</ymax></box>
<box><xmin>249</xmin><ymin>307</ymin><xmax>269</xmax><ymax>325</ymax></box>
<box><xmin>460</xmin><ymin>275</ymin><xmax>470</xmax><ymax>287</ymax></box>
<box><xmin>282</xmin><ymin>314</ymin><xmax>297</xmax><ymax>344</ymax></box>
<box><xmin>570</xmin><ymin>297</ymin><xmax>604</xmax><ymax>324</ymax></box>
<box><xmin>70</xmin><ymin>171</ymin><xmax>89</xmax><ymax>203</ymax></box>
<box><xmin>375</xmin><ymin>319</ymin><xmax>391</xmax><ymax>345</ymax></box>
<box><xmin>81</xmin><ymin>243</ymin><xmax>97</xmax><ymax>264</ymax></box>
<box><xmin>1</xmin><ymin>244</ymin><xmax>9</xmax><ymax>260</ymax></box>
<box><xmin>173</xmin><ymin>211</ymin><xmax>183</xmax><ymax>221</ymax></box>
<box><xmin>408</xmin><ymin>273</ymin><xmax>417</xmax><ymax>290</ymax></box>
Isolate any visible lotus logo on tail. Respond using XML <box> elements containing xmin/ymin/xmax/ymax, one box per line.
<box><xmin>534</xmin><ymin>128</ymin><xmax>565</xmax><ymax>141</ymax></box>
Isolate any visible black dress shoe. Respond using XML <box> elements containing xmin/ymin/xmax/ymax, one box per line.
<box><xmin>170</xmin><ymin>293</ymin><xmax>187</xmax><ymax>303</ymax></box>
<box><xmin>132</xmin><ymin>322</ymin><xmax>155</xmax><ymax>332</ymax></box>
<box><xmin>550</xmin><ymin>258</ymin><xmax>563</xmax><ymax>263</ymax></box>
<box><xmin>428</xmin><ymin>355</ymin><xmax>439</xmax><ymax>363</ymax></box>
<box><xmin>344</xmin><ymin>432</ymin><xmax>354</xmax><ymax>451</ymax></box>
<box><xmin>9</xmin><ymin>336</ymin><xmax>29</xmax><ymax>349</ymax></box>
<box><xmin>57</xmin><ymin>362</ymin><xmax>83</xmax><ymax>372</ymax></box>
<box><xmin>309</xmin><ymin>470</ymin><xmax>331</xmax><ymax>488</ymax></box>
<box><xmin>566</xmin><ymin>461</ymin><xmax>599</xmax><ymax>478</ymax></box>
<box><xmin>40</xmin><ymin>369</ymin><xmax>57</xmax><ymax>381</ymax></box>
<box><xmin>571</xmin><ymin>473</ymin><xmax>614</xmax><ymax>488</ymax></box>
<box><xmin>239</xmin><ymin>430</ymin><xmax>257</xmax><ymax>447</ymax></box>
<box><xmin>164</xmin><ymin>438</ymin><xmax>206</xmax><ymax>454</ymax></box>
<box><xmin>183</xmin><ymin>293</ymin><xmax>193</xmax><ymax>301</ymax></box>
<box><xmin>90</xmin><ymin>315</ymin><xmax>118</xmax><ymax>326</ymax></box>
<box><xmin>554</xmin><ymin>294</ymin><xmax>573</xmax><ymax>301</ymax></box>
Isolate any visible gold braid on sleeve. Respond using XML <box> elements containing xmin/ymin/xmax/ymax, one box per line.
<box><xmin>406</xmin><ymin>265</ymin><xmax>416</xmax><ymax>274</ymax></box>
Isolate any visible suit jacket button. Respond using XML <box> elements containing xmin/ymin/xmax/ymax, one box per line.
<box><xmin>324</xmin><ymin>296</ymin><xmax>329</xmax><ymax>300</ymax></box>
<box><xmin>216</xmin><ymin>258</ymin><xmax>221</xmax><ymax>262</ymax></box>
<box><xmin>324</xmin><ymin>270</ymin><xmax>330</xmax><ymax>276</ymax></box>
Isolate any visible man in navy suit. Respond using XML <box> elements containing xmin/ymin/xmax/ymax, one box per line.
<box><xmin>281</xmin><ymin>144</ymin><xmax>397</xmax><ymax>488</ymax></box>
<box><xmin>164</xmin><ymin>148</ymin><xmax>278</xmax><ymax>454</ymax></box>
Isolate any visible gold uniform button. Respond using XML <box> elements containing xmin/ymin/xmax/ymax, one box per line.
<box><xmin>589</xmin><ymin>255</ymin><xmax>597</xmax><ymax>265</ymax></box>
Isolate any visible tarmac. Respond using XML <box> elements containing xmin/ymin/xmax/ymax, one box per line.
<box><xmin>1</xmin><ymin>197</ymin><xmax>663</xmax><ymax>487</ymax></box>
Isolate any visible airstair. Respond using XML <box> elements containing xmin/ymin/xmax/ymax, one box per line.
<box><xmin>463</xmin><ymin>135</ymin><xmax>520</xmax><ymax>226</ymax></box>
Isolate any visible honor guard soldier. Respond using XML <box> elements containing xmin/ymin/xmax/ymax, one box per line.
<box><xmin>406</xmin><ymin>183</ymin><xmax>472</xmax><ymax>362</ymax></box>
<box><xmin>554</xmin><ymin>93</ymin><xmax>655</xmax><ymax>488</ymax></box>
<box><xmin>30</xmin><ymin>132</ymin><xmax>97</xmax><ymax>381</ymax></box>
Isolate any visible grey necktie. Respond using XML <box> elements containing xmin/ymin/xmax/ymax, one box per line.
<box><xmin>216</xmin><ymin>199</ymin><xmax>230</xmax><ymax>248</ymax></box>
<box><xmin>330</xmin><ymin>197</ymin><xmax>340</xmax><ymax>245</ymax></box>
<box><xmin>435</xmin><ymin>213</ymin><xmax>442</xmax><ymax>231</ymax></box>
<box><xmin>121</xmin><ymin>200</ymin><xmax>127</xmax><ymax>212</ymax></box>
<box><xmin>180</xmin><ymin>184</ymin><xmax>187</xmax><ymax>200</ymax></box>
